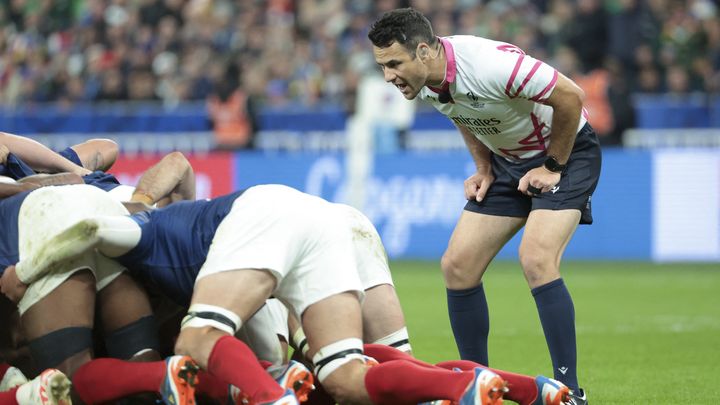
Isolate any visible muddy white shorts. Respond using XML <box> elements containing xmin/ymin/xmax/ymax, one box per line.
<box><xmin>196</xmin><ymin>184</ymin><xmax>363</xmax><ymax>318</ymax></box>
<box><xmin>17</xmin><ymin>184</ymin><xmax>128</xmax><ymax>314</ymax></box>
<box><xmin>107</xmin><ymin>184</ymin><xmax>136</xmax><ymax>202</ymax></box>
<box><xmin>336</xmin><ymin>203</ymin><xmax>394</xmax><ymax>290</ymax></box>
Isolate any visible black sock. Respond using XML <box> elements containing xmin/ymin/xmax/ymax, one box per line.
<box><xmin>447</xmin><ymin>283</ymin><xmax>489</xmax><ymax>366</ymax></box>
<box><xmin>532</xmin><ymin>278</ymin><xmax>579</xmax><ymax>390</ymax></box>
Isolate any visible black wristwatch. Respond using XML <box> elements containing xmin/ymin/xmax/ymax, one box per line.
<box><xmin>543</xmin><ymin>155</ymin><xmax>567</xmax><ymax>173</ymax></box>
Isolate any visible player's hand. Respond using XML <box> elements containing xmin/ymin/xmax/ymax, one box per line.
<box><xmin>0</xmin><ymin>265</ymin><xmax>28</xmax><ymax>304</ymax></box>
<box><xmin>122</xmin><ymin>201</ymin><xmax>154</xmax><ymax>214</ymax></box>
<box><xmin>464</xmin><ymin>169</ymin><xmax>494</xmax><ymax>202</ymax></box>
<box><xmin>0</xmin><ymin>144</ymin><xmax>9</xmax><ymax>165</ymax></box>
<box><xmin>518</xmin><ymin>166</ymin><xmax>561</xmax><ymax>196</ymax></box>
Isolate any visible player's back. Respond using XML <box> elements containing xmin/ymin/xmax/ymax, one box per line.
<box><xmin>117</xmin><ymin>190</ymin><xmax>244</xmax><ymax>304</ymax></box>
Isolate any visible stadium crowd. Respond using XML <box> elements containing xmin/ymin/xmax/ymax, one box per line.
<box><xmin>1</xmin><ymin>0</ymin><xmax>718</xmax><ymax>112</ymax></box>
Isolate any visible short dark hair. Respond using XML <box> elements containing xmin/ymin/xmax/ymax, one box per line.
<box><xmin>368</xmin><ymin>8</ymin><xmax>437</xmax><ymax>54</ymax></box>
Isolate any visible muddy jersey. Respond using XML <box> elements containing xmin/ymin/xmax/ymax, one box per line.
<box><xmin>418</xmin><ymin>35</ymin><xmax>587</xmax><ymax>161</ymax></box>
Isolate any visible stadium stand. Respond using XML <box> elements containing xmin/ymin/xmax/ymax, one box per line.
<box><xmin>1</xmin><ymin>0</ymin><xmax>719</xmax><ymax>151</ymax></box>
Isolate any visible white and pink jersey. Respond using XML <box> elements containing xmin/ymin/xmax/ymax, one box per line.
<box><xmin>418</xmin><ymin>35</ymin><xmax>587</xmax><ymax>161</ymax></box>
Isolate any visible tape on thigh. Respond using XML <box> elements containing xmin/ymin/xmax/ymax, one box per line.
<box><xmin>181</xmin><ymin>304</ymin><xmax>242</xmax><ymax>335</ymax></box>
<box><xmin>312</xmin><ymin>338</ymin><xmax>364</xmax><ymax>383</ymax></box>
<box><xmin>105</xmin><ymin>315</ymin><xmax>160</xmax><ymax>360</ymax></box>
<box><xmin>28</xmin><ymin>327</ymin><xmax>93</xmax><ymax>370</ymax></box>
<box><xmin>372</xmin><ymin>327</ymin><xmax>411</xmax><ymax>353</ymax></box>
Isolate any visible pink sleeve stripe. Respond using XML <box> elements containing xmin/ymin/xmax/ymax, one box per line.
<box><xmin>530</xmin><ymin>70</ymin><xmax>558</xmax><ymax>102</ymax></box>
<box><xmin>504</xmin><ymin>55</ymin><xmax>525</xmax><ymax>98</ymax></box>
<box><xmin>512</xmin><ymin>60</ymin><xmax>542</xmax><ymax>98</ymax></box>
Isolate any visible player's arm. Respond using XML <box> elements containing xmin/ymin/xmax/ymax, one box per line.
<box><xmin>0</xmin><ymin>132</ymin><xmax>90</xmax><ymax>176</ymax></box>
<box><xmin>542</xmin><ymin>73</ymin><xmax>584</xmax><ymax>164</ymax></box>
<box><xmin>130</xmin><ymin>151</ymin><xmax>196</xmax><ymax>207</ymax></box>
<box><xmin>17</xmin><ymin>172</ymin><xmax>84</xmax><ymax>187</ymax></box>
<box><xmin>70</xmin><ymin>138</ymin><xmax>119</xmax><ymax>171</ymax></box>
<box><xmin>458</xmin><ymin>125</ymin><xmax>494</xmax><ymax>202</ymax></box>
<box><xmin>0</xmin><ymin>173</ymin><xmax>84</xmax><ymax>198</ymax></box>
<box><xmin>0</xmin><ymin>182</ymin><xmax>37</xmax><ymax>199</ymax></box>
<box><xmin>518</xmin><ymin>74</ymin><xmax>584</xmax><ymax>195</ymax></box>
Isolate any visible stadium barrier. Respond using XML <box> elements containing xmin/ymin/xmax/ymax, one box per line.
<box><xmin>107</xmin><ymin>149</ymin><xmax>720</xmax><ymax>262</ymax></box>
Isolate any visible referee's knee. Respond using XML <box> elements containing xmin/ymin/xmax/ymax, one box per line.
<box><xmin>441</xmin><ymin>253</ymin><xmax>481</xmax><ymax>289</ymax></box>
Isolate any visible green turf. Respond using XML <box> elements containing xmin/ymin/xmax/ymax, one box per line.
<box><xmin>390</xmin><ymin>260</ymin><xmax>720</xmax><ymax>404</ymax></box>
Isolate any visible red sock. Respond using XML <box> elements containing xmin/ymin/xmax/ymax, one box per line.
<box><xmin>196</xmin><ymin>371</ymin><xmax>229</xmax><ymax>402</ymax></box>
<box><xmin>73</xmin><ymin>358</ymin><xmax>164</xmax><ymax>404</ymax></box>
<box><xmin>196</xmin><ymin>360</ymin><xmax>274</xmax><ymax>403</ymax></box>
<box><xmin>206</xmin><ymin>336</ymin><xmax>284</xmax><ymax>403</ymax></box>
<box><xmin>364</xmin><ymin>360</ymin><xmax>473</xmax><ymax>405</ymax></box>
<box><xmin>363</xmin><ymin>344</ymin><xmax>436</xmax><ymax>369</ymax></box>
<box><xmin>436</xmin><ymin>360</ymin><xmax>538</xmax><ymax>405</ymax></box>
<box><xmin>0</xmin><ymin>387</ymin><xmax>19</xmax><ymax>405</ymax></box>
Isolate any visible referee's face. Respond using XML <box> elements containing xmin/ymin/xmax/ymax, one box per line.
<box><xmin>373</xmin><ymin>42</ymin><xmax>427</xmax><ymax>100</ymax></box>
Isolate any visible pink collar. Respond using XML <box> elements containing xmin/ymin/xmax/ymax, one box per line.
<box><xmin>427</xmin><ymin>37</ymin><xmax>456</xmax><ymax>94</ymax></box>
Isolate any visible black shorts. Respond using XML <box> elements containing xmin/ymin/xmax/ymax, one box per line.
<box><xmin>465</xmin><ymin>123</ymin><xmax>601</xmax><ymax>224</ymax></box>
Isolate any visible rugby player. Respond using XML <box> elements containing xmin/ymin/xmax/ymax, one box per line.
<box><xmin>7</xmin><ymin>185</ymin><xmax>573</xmax><ymax>405</ymax></box>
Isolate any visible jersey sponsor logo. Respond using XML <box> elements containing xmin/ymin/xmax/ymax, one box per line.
<box><xmin>450</xmin><ymin>116</ymin><xmax>501</xmax><ymax>127</ymax></box>
<box><xmin>466</xmin><ymin>91</ymin><xmax>484</xmax><ymax>108</ymax></box>
<box><xmin>450</xmin><ymin>115</ymin><xmax>501</xmax><ymax>136</ymax></box>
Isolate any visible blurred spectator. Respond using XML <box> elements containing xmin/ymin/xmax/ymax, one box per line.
<box><xmin>0</xmin><ymin>0</ymin><xmax>717</xmax><ymax>138</ymax></box>
<box><xmin>565</xmin><ymin>0</ymin><xmax>608</xmax><ymax>72</ymax></box>
<box><xmin>206</xmin><ymin>64</ymin><xmax>256</xmax><ymax>149</ymax></box>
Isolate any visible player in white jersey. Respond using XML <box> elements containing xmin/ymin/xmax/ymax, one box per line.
<box><xmin>369</xmin><ymin>8</ymin><xmax>601</xmax><ymax>405</ymax></box>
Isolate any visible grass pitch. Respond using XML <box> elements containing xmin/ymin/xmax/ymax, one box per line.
<box><xmin>390</xmin><ymin>261</ymin><xmax>720</xmax><ymax>404</ymax></box>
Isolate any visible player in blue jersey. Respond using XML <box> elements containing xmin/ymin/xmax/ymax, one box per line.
<box><xmin>0</xmin><ymin>184</ymin><xmax>202</xmax><ymax>405</ymax></box>
<box><xmin>7</xmin><ymin>185</ymin><xmax>582</xmax><ymax>405</ymax></box>
<box><xmin>0</xmin><ymin>185</ymin><xmax>161</xmax><ymax>372</ymax></box>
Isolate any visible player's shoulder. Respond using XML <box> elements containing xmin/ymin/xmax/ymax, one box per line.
<box><xmin>445</xmin><ymin>35</ymin><xmax>525</xmax><ymax>58</ymax></box>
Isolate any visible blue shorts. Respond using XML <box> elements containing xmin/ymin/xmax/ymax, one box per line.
<box><xmin>82</xmin><ymin>171</ymin><xmax>121</xmax><ymax>192</ymax></box>
<box><xmin>57</xmin><ymin>147</ymin><xmax>83</xmax><ymax>167</ymax></box>
<box><xmin>465</xmin><ymin>123</ymin><xmax>601</xmax><ymax>225</ymax></box>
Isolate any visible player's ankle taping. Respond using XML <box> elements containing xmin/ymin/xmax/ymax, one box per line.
<box><xmin>130</xmin><ymin>192</ymin><xmax>154</xmax><ymax>206</ymax></box>
<box><xmin>312</xmin><ymin>338</ymin><xmax>364</xmax><ymax>383</ymax></box>
<box><xmin>292</xmin><ymin>327</ymin><xmax>309</xmax><ymax>357</ymax></box>
<box><xmin>372</xmin><ymin>327</ymin><xmax>412</xmax><ymax>353</ymax></box>
<box><xmin>181</xmin><ymin>304</ymin><xmax>242</xmax><ymax>335</ymax></box>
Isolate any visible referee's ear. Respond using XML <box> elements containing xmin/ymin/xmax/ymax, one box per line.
<box><xmin>417</xmin><ymin>44</ymin><xmax>429</xmax><ymax>63</ymax></box>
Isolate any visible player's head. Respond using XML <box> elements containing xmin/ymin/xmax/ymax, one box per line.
<box><xmin>368</xmin><ymin>8</ymin><xmax>439</xmax><ymax>100</ymax></box>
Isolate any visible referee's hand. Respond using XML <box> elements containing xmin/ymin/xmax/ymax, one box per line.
<box><xmin>518</xmin><ymin>166</ymin><xmax>560</xmax><ymax>196</ymax></box>
<box><xmin>464</xmin><ymin>170</ymin><xmax>494</xmax><ymax>202</ymax></box>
